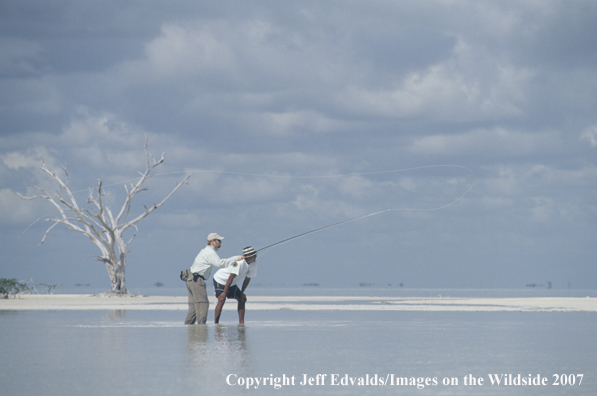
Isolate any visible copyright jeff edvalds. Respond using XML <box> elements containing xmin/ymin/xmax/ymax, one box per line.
<box><xmin>226</xmin><ymin>373</ymin><xmax>585</xmax><ymax>390</ymax></box>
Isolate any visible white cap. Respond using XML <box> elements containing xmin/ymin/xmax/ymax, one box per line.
<box><xmin>207</xmin><ymin>232</ymin><xmax>225</xmax><ymax>242</ymax></box>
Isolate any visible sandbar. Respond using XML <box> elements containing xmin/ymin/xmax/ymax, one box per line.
<box><xmin>1</xmin><ymin>294</ymin><xmax>596</xmax><ymax>312</ymax></box>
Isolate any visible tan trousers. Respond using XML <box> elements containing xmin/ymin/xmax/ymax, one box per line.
<box><xmin>184</xmin><ymin>276</ymin><xmax>209</xmax><ymax>324</ymax></box>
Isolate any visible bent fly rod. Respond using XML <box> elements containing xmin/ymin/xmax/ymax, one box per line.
<box><xmin>255</xmin><ymin>170</ymin><xmax>475</xmax><ymax>254</ymax></box>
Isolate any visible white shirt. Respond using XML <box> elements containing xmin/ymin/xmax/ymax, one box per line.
<box><xmin>213</xmin><ymin>259</ymin><xmax>257</xmax><ymax>286</ymax></box>
<box><xmin>190</xmin><ymin>245</ymin><xmax>237</xmax><ymax>280</ymax></box>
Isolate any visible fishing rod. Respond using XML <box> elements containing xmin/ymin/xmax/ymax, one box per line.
<box><xmin>255</xmin><ymin>173</ymin><xmax>475</xmax><ymax>254</ymax></box>
<box><xmin>256</xmin><ymin>209</ymin><xmax>390</xmax><ymax>253</ymax></box>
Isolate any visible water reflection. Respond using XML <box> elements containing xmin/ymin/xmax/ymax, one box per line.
<box><xmin>185</xmin><ymin>324</ymin><xmax>251</xmax><ymax>389</ymax></box>
<box><xmin>186</xmin><ymin>325</ymin><xmax>210</xmax><ymax>367</ymax></box>
<box><xmin>107</xmin><ymin>310</ymin><xmax>126</xmax><ymax>320</ymax></box>
<box><xmin>214</xmin><ymin>325</ymin><xmax>247</xmax><ymax>364</ymax></box>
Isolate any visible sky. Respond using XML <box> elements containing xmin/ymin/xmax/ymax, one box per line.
<box><xmin>1</xmin><ymin>0</ymin><xmax>596</xmax><ymax>292</ymax></box>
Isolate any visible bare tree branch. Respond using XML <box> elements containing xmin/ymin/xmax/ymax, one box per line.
<box><xmin>20</xmin><ymin>138</ymin><xmax>191</xmax><ymax>294</ymax></box>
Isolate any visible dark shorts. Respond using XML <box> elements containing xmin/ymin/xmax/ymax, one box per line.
<box><xmin>213</xmin><ymin>279</ymin><xmax>243</xmax><ymax>299</ymax></box>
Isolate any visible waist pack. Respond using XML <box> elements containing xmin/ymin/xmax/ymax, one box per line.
<box><xmin>180</xmin><ymin>269</ymin><xmax>192</xmax><ymax>281</ymax></box>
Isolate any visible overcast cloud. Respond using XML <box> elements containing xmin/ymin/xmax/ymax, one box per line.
<box><xmin>1</xmin><ymin>0</ymin><xmax>596</xmax><ymax>292</ymax></box>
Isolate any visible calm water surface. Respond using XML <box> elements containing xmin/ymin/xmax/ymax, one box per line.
<box><xmin>1</xmin><ymin>294</ymin><xmax>595</xmax><ymax>395</ymax></box>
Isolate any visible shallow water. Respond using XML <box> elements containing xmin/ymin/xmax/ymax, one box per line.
<box><xmin>1</xmin><ymin>297</ymin><xmax>596</xmax><ymax>395</ymax></box>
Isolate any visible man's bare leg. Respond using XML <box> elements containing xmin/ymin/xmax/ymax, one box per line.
<box><xmin>237</xmin><ymin>298</ymin><xmax>245</xmax><ymax>324</ymax></box>
<box><xmin>214</xmin><ymin>299</ymin><xmax>225</xmax><ymax>324</ymax></box>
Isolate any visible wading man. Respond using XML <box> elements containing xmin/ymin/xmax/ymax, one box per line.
<box><xmin>213</xmin><ymin>246</ymin><xmax>257</xmax><ymax>324</ymax></box>
<box><xmin>185</xmin><ymin>233</ymin><xmax>244</xmax><ymax>325</ymax></box>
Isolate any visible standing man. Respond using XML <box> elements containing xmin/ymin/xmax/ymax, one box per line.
<box><xmin>213</xmin><ymin>246</ymin><xmax>258</xmax><ymax>324</ymax></box>
<box><xmin>185</xmin><ymin>232</ymin><xmax>243</xmax><ymax>325</ymax></box>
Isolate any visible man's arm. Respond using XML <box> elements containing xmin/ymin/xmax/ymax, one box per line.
<box><xmin>210</xmin><ymin>249</ymin><xmax>243</xmax><ymax>268</ymax></box>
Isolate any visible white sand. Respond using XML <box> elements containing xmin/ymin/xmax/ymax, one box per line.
<box><xmin>1</xmin><ymin>294</ymin><xmax>596</xmax><ymax>311</ymax></box>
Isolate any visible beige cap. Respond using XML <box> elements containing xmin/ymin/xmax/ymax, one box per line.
<box><xmin>207</xmin><ymin>232</ymin><xmax>225</xmax><ymax>242</ymax></box>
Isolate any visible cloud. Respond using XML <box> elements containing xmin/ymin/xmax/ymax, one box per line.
<box><xmin>210</xmin><ymin>176</ymin><xmax>289</xmax><ymax>204</ymax></box>
<box><xmin>0</xmin><ymin>38</ymin><xmax>44</xmax><ymax>76</ymax></box>
<box><xmin>2</xmin><ymin>1</ymin><xmax>597</xmax><ymax>289</ymax></box>
<box><xmin>0</xmin><ymin>109</ymin><xmax>169</xmax><ymax>226</ymax></box>
<box><xmin>245</xmin><ymin>110</ymin><xmax>350</xmax><ymax>136</ymax></box>
<box><xmin>477</xmin><ymin>163</ymin><xmax>597</xmax><ymax>226</ymax></box>
<box><xmin>0</xmin><ymin>77</ymin><xmax>62</xmax><ymax>116</ymax></box>
<box><xmin>531</xmin><ymin>197</ymin><xmax>557</xmax><ymax>222</ymax></box>
<box><xmin>338</xmin><ymin>39</ymin><xmax>535</xmax><ymax>121</ymax></box>
<box><xmin>0</xmin><ymin>146</ymin><xmax>56</xmax><ymax>171</ymax></box>
<box><xmin>158</xmin><ymin>212</ymin><xmax>201</xmax><ymax>229</ymax></box>
<box><xmin>287</xmin><ymin>183</ymin><xmax>366</xmax><ymax>220</ymax></box>
<box><xmin>142</xmin><ymin>22</ymin><xmax>238</xmax><ymax>81</ymax></box>
<box><xmin>581</xmin><ymin>125</ymin><xmax>597</xmax><ymax>147</ymax></box>
<box><xmin>0</xmin><ymin>188</ymin><xmax>39</xmax><ymax>224</ymax></box>
<box><xmin>409</xmin><ymin>127</ymin><xmax>560</xmax><ymax>157</ymax></box>
<box><xmin>55</xmin><ymin>108</ymin><xmax>155</xmax><ymax>175</ymax></box>
<box><xmin>61</xmin><ymin>108</ymin><xmax>142</xmax><ymax>147</ymax></box>
<box><xmin>118</xmin><ymin>18</ymin><xmax>328</xmax><ymax>89</ymax></box>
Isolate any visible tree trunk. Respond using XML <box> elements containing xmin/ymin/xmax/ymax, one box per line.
<box><xmin>111</xmin><ymin>269</ymin><xmax>126</xmax><ymax>294</ymax></box>
<box><xmin>103</xmin><ymin>254</ymin><xmax>128</xmax><ymax>295</ymax></box>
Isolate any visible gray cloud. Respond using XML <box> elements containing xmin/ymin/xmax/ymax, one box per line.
<box><xmin>1</xmin><ymin>0</ymin><xmax>596</xmax><ymax>290</ymax></box>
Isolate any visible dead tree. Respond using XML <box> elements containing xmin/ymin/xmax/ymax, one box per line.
<box><xmin>20</xmin><ymin>138</ymin><xmax>191</xmax><ymax>295</ymax></box>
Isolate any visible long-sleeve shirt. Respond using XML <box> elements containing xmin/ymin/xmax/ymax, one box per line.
<box><xmin>190</xmin><ymin>245</ymin><xmax>237</xmax><ymax>280</ymax></box>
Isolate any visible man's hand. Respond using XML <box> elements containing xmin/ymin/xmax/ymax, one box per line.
<box><xmin>218</xmin><ymin>293</ymin><xmax>227</xmax><ymax>302</ymax></box>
